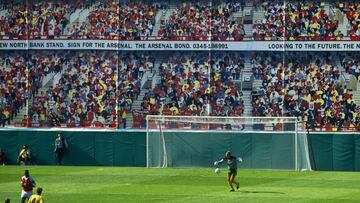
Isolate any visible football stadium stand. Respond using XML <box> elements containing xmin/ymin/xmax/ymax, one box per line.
<box><xmin>0</xmin><ymin>50</ymin><xmax>359</xmax><ymax>131</ymax></box>
<box><xmin>0</xmin><ymin>0</ymin><xmax>359</xmax><ymax>132</ymax></box>
<box><xmin>0</xmin><ymin>0</ymin><xmax>358</xmax><ymax>40</ymax></box>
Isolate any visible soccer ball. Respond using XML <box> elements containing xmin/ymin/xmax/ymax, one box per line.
<box><xmin>215</xmin><ymin>168</ymin><xmax>220</xmax><ymax>174</ymax></box>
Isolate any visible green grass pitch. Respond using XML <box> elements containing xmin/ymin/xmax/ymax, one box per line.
<box><xmin>1</xmin><ymin>166</ymin><xmax>360</xmax><ymax>203</ymax></box>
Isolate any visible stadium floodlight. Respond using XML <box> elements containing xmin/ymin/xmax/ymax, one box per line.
<box><xmin>146</xmin><ymin>115</ymin><xmax>312</xmax><ymax>171</ymax></box>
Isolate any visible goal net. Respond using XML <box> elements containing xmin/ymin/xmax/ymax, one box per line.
<box><xmin>146</xmin><ymin>116</ymin><xmax>312</xmax><ymax>171</ymax></box>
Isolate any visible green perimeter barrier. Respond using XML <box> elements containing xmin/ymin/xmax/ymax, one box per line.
<box><xmin>308</xmin><ymin>133</ymin><xmax>360</xmax><ymax>171</ymax></box>
<box><xmin>0</xmin><ymin>129</ymin><xmax>359</xmax><ymax>171</ymax></box>
<box><xmin>0</xmin><ymin>130</ymin><xmax>145</xmax><ymax>166</ymax></box>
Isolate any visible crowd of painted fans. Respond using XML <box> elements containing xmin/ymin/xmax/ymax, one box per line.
<box><xmin>158</xmin><ymin>2</ymin><xmax>246</xmax><ymax>41</ymax></box>
<box><xmin>251</xmin><ymin>52</ymin><xmax>360</xmax><ymax>131</ymax></box>
<box><xmin>340</xmin><ymin>52</ymin><xmax>360</xmax><ymax>80</ymax></box>
<box><xmin>0</xmin><ymin>1</ymin><xmax>86</xmax><ymax>39</ymax></box>
<box><xmin>251</xmin><ymin>0</ymin><xmax>359</xmax><ymax>40</ymax></box>
<box><xmin>0</xmin><ymin>51</ymin><xmax>360</xmax><ymax>131</ymax></box>
<box><xmin>133</xmin><ymin>52</ymin><xmax>245</xmax><ymax>128</ymax></box>
<box><xmin>0</xmin><ymin>1</ymin><xmax>359</xmax><ymax>40</ymax></box>
<box><xmin>0</xmin><ymin>51</ymin><xmax>154</xmax><ymax>128</ymax></box>
<box><xmin>0</xmin><ymin>0</ymin><xmax>359</xmax><ymax>131</ymax></box>
<box><xmin>330</xmin><ymin>1</ymin><xmax>360</xmax><ymax>40</ymax></box>
<box><xmin>68</xmin><ymin>1</ymin><xmax>159</xmax><ymax>40</ymax></box>
<box><xmin>0</xmin><ymin>51</ymin><xmax>51</xmax><ymax>127</ymax></box>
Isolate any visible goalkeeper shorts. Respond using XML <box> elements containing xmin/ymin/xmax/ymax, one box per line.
<box><xmin>228</xmin><ymin>169</ymin><xmax>237</xmax><ymax>177</ymax></box>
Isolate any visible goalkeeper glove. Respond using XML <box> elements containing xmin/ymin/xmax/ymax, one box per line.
<box><xmin>214</xmin><ymin>161</ymin><xmax>218</xmax><ymax>166</ymax></box>
<box><xmin>237</xmin><ymin>157</ymin><xmax>243</xmax><ymax>162</ymax></box>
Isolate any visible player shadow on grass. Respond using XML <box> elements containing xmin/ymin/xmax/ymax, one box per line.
<box><xmin>240</xmin><ymin>191</ymin><xmax>285</xmax><ymax>194</ymax></box>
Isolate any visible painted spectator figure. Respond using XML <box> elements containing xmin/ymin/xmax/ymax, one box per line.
<box><xmin>17</xmin><ymin>145</ymin><xmax>32</xmax><ymax>165</ymax></box>
<box><xmin>121</xmin><ymin>109</ymin><xmax>127</xmax><ymax>129</ymax></box>
<box><xmin>32</xmin><ymin>112</ymin><xmax>39</xmax><ymax>127</ymax></box>
<box><xmin>0</xmin><ymin>111</ymin><xmax>6</xmax><ymax>127</ymax></box>
<box><xmin>49</xmin><ymin>111</ymin><xmax>61</xmax><ymax>127</ymax></box>
<box><xmin>21</xmin><ymin>115</ymin><xmax>31</xmax><ymax>127</ymax></box>
<box><xmin>0</xmin><ymin>148</ymin><xmax>7</xmax><ymax>165</ymax></box>
<box><xmin>54</xmin><ymin>133</ymin><xmax>68</xmax><ymax>165</ymax></box>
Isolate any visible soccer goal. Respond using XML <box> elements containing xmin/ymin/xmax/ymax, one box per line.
<box><xmin>146</xmin><ymin>116</ymin><xmax>312</xmax><ymax>171</ymax></box>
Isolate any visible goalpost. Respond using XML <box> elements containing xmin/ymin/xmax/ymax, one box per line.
<box><xmin>146</xmin><ymin>116</ymin><xmax>312</xmax><ymax>171</ymax></box>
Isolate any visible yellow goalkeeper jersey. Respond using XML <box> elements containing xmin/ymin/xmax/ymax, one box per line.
<box><xmin>28</xmin><ymin>194</ymin><xmax>44</xmax><ymax>203</ymax></box>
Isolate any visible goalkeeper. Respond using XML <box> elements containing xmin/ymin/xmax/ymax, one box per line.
<box><xmin>214</xmin><ymin>151</ymin><xmax>243</xmax><ymax>192</ymax></box>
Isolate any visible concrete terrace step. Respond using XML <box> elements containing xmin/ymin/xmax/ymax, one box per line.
<box><xmin>253</xmin><ymin>11</ymin><xmax>265</xmax><ymax>22</ymax></box>
<box><xmin>232</xmin><ymin>12</ymin><xmax>243</xmax><ymax>19</ymax></box>
<box><xmin>10</xmin><ymin>105</ymin><xmax>29</xmax><ymax>126</ymax></box>
<box><xmin>169</xmin><ymin>4</ymin><xmax>177</xmax><ymax>10</ymax></box>
<box><xmin>338</xmin><ymin>17</ymin><xmax>349</xmax><ymax>36</ymax></box>
<box><xmin>349</xmin><ymin>82</ymin><xmax>360</xmax><ymax>105</ymax></box>
<box><xmin>253</xmin><ymin>80</ymin><xmax>263</xmax><ymax>90</ymax></box>
<box><xmin>64</xmin><ymin>8</ymin><xmax>89</xmax><ymax>35</ymax></box>
<box><xmin>244</xmin><ymin>24</ymin><xmax>253</xmax><ymax>36</ymax></box>
<box><xmin>152</xmin><ymin>9</ymin><xmax>169</xmax><ymax>37</ymax></box>
<box><xmin>324</xmin><ymin>2</ymin><xmax>330</xmax><ymax>14</ymax></box>
<box><xmin>244</xmin><ymin>55</ymin><xmax>253</xmax><ymax>72</ymax></box>
<box><xmin>153</xmin><ymin>8</ymin><xmax>177</xmax><ymax>35</ymax></box>
<box><xmin>128</xmin><ymin>54</ymin><xmax>171</xmax><ymax>128</ymax></box>
<box><xmin>132</xmin><ymin>55</ymin><xmax>167</xmax><ymax>109</ymax></box>
<box><xmin>242</xmin><ymin>90</ymin><xmax>252</xmax><ymax>116</ymax></box>
<box><xmin>0</xmin><ymin>8</ymin><xmax>9</xmax><ymax>18</ymax></box>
